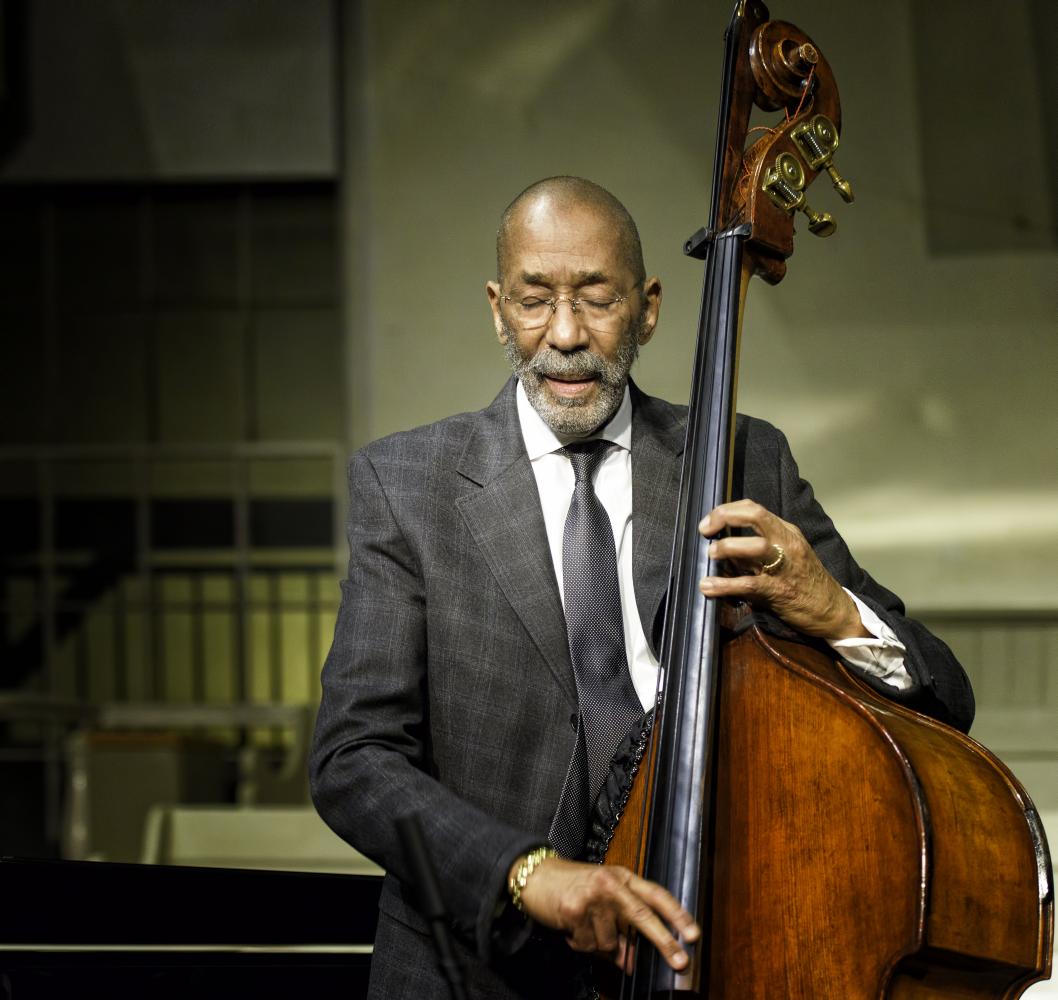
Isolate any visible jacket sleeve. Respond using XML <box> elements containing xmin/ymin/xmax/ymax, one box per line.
<box><xmin>309</xmin><ymin>449</ymin><xmax>539</xmax><ymax>958</ymax></box>
<box><xmin>768</xmin><ymin>425</ymin><xmax>976</xmax><ymax>733</ymax></box>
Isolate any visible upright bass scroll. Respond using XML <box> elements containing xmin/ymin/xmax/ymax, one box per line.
<box><xmin>686</xmin><ymin>0</ymin><xmax>853</xmax><ymax>282</ymax></box>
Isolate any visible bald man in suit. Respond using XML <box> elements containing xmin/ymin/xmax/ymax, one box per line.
<box><xmin>310</xmin><ymin>177</ymin><xmax>973</xmax><ymax>999</ymax></box>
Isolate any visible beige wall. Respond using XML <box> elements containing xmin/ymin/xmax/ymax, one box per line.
<box><xmin>1</xmin><ymin>0</ymin><xmax>335</xmax><ymax>181</ymax></box>
<box><xmin>341</xmin><ymin>0</ymin><xmax>1057</xmax><ymax>613</ymax></box>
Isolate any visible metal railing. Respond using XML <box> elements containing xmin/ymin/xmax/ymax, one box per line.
<box><xmin>0</xmin><ymin>441</ymin><xmax>347</xmax><ymax>850</ymax></box>
<box><xmin>915</xmin><ymin>609</ymin><xmax>1058</xmax><ymax>715</ymax></box>
<box><xmin>0</xmin><ymin>440</ymin><xmax>346</xmax><ymax>695</ymax></box>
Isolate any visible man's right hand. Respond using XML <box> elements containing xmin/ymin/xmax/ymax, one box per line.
<box><xmin>512</xmin><ymin>855</ymin><xmax>700</xmax><ymax>974</ymax></box>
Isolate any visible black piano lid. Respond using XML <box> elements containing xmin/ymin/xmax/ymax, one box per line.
<box><xmin>0</xmin><ymin>856</ymin><xmax>382</xmax><ymax>946</ymax></box>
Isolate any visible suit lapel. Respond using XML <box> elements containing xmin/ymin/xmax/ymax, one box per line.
<box><xmin>454</xmin><ymin>379</ymin><xmax>685</xmax><ymax>699</ymax></box>
<box><xmin>455</xmin><ymin>381</ymin><xmax>577</xmax><ymax>706</ymax></box>
<box><xmin>630</xmin><ymin>384</ymin><xmax>685</xmax><ymax>656</ymax></box>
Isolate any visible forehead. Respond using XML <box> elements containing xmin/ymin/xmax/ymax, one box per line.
<box><xmin>503</xmin><ymin>196</ymin><xmax>630</xmax><ymax>287</ymax></box>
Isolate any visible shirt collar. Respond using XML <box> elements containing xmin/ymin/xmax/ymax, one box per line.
<box><xmin>516</xmin><ymin>379</ymin><xmax>632</xmax><ymax>461</ymax></box>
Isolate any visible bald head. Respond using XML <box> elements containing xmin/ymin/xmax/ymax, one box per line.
<box><xmin>496</xmin><ymin>176</ymin><xmax>645</xmax><ymax>286</ymax></box>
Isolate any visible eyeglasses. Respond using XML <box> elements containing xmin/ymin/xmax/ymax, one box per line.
<box><xmin>500</xmin><ymin>287</ymin><xmax>635</xmax><ymax>332</ymax></box>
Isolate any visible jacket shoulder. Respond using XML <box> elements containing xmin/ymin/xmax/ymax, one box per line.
<box><xmin>358</xmin><ymin>408</ymin><xmax>478</xmax><ymax>465</ymax></box>
<box><xmin>632</xmin><ymin>384</ymin><xmax>786</xmax><ymax>460</ymax></box>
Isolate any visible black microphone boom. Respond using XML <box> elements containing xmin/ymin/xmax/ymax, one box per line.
<box><xmin>395</xmin><ymin>813</ymin><xmax>469</xmax><ymax>1000</ymax></box>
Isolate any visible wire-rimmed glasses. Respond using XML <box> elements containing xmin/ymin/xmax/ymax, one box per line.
<box><xmin>500</xmin><ymin>286</ymin><xmax>635</xmax><ymax>332</ymax></box>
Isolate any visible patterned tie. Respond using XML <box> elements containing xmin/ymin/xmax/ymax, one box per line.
<box><xmin>548</xmin><ymin>440</ymin><xmax>643</xmax><ymax>859</ymax></box>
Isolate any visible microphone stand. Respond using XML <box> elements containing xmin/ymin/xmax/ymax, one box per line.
<box><xmin>395</xmin><ymin>813</ymin><xmax>469</xmax><ymax>1000</ymax></box>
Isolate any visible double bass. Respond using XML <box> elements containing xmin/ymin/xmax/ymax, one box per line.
<box><xmin>596</xmin><ymin>3</ymin><xmax>1055</xmax><ymax>997</ymax></box>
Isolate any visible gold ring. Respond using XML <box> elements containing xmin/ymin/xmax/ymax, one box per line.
<box><xmin>761</xmin><ymin>544</ymin><xmax>785</xmax><ymax>574</ymax></box>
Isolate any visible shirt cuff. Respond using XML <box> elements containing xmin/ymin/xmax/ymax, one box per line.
<box><xmin>826</xmin><ymin>589</ymin><xmax>913</xmax><ymax>692</ymax></box>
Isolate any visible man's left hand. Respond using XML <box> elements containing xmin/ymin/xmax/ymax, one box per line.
<box><xmin>698</xmin><ymin>499</ymin><xmax>869</xmax><ymax>640</ymax></box>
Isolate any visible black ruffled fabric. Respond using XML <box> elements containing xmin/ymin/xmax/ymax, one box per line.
<box><xmin>584</xmin><ymin>709</ymin><xmax>655</xmax><ymax>866</ymax></box>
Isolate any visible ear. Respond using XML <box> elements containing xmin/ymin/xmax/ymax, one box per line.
<box><xmin>637</xmin><ymin>276</ymin><xmax>662</xmax><ymax>346</ymax></box>
<box><xmin>485</xmin><ymin>280</ymin><xmax>508</xmax><ymax>343</ymax></box>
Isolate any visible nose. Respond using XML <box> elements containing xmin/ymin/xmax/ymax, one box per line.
<box><xmin>545</xmin><ymin>297</ymin><xmax>589</xmax><ymax>352</ymax></box>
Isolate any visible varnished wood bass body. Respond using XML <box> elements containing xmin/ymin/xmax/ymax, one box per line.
<box><xmin>604</xmin><ymin>610</ymin><xmax>1053</xmax><ymax>997</ymax></box>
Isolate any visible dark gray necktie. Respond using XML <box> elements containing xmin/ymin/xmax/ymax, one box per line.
<box><xmin>548</xmin><ymin>440</ymin><xmax>642</xmax><ymax>859</ymax></box>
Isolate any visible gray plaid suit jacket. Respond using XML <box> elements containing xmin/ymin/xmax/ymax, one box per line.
<box><xmin>309</xmin><ymin>378</ymin><xmax>973</xmax><ymax>999</ymax></box>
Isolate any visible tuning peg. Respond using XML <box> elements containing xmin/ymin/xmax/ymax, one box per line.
<box><xmin>762</xmin><ymin>152</ymin><xmax>837</xmax><ymax>238</ymax></box>
<box><xmin>762</xmin><ymin>153</ymin><xmax>807</xmax><ymax>212</ymax></box>
<box><xmin>792</xmin><ymin>114</ymin><xmax>854</xmax><ymax>203</ymax></box>
<box><xmin>824</xmin><ymin>165</ymin><xmax>854</xmax><ymax>204</ymax></box>
<box><xmin>800</xmin><ymin>203</ymin><xmax>836</xmax><ymax>237</ymax></box>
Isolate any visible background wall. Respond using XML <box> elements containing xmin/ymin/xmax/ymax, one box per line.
<box><xmin>1</xmin><ymin>0</ymin><xmax>335</xmax><ymax>180</ymax></box>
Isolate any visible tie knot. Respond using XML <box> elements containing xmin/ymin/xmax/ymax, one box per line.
<box><xmin>565</xmin><ymin>440</ymin><xmax>610</xmax><ymax>485</ymax></box>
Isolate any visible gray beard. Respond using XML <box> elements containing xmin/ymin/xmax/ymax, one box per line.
<box><xmin>503</xmin><ymin>321</ymin><xmax>640</xmax><ymax>437</ymax></box>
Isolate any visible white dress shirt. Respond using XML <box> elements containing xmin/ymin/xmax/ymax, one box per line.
<box><xmin>515</xmin><ymin>382</ymin><xmax>911</xmax><ymax>710</ymax></box>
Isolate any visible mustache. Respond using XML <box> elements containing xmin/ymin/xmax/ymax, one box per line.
<box><xmin>521</xmin><ymin>348</ymin><xmax>610</xmax><ymax>380</ymax></box>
